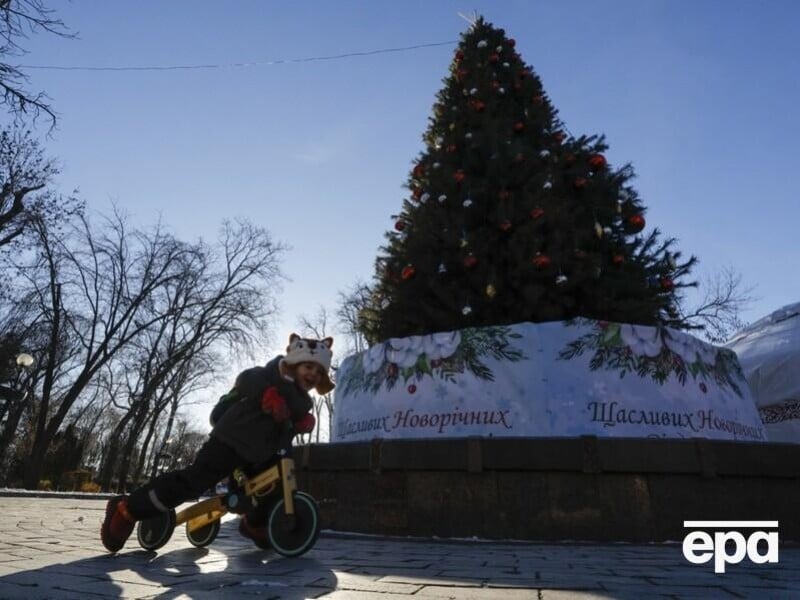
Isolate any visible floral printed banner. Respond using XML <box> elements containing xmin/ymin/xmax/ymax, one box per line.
<box><xmin>332</xmin><ymin>320</ymin><xmax>766</xmax><ymax>443</ymax></box>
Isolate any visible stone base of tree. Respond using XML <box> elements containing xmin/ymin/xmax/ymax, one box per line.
<box><xmin>293</xmin><ymin>437</ymin><xmax>800</xmax><ymax>542</ymax></box>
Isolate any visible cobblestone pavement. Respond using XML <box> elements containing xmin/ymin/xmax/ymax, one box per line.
<box><xmin>0</xmin><ymin>497</ymin><xmax>798</xmax><ymax>599</ymax></box>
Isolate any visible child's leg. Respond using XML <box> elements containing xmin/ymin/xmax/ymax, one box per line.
<box><xmin>126</xmin><ymin>436</ymin><xmax>240</xmax><ymax>519</ymax></box>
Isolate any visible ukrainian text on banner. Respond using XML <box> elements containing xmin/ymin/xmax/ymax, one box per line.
<box><xmin>332</xmin><ymin>320</ymin><xmax>766</xmax><ymax>442</ymax></box>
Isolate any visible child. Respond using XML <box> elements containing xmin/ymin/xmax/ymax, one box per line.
<box><xmin>100</xmin><ymin>334</ymin><xmax>334</xmax><ymax>552</ymax></box>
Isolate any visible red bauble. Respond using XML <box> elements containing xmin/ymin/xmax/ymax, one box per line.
<box><xmin>498</xmin><ymin>190</ymin><xmax>510</xmax><ymax>200</ymax></box>
<box><xmin>453</xmin><ymin>170</ymin><xmax>466</xmax><ymax>183</ymax></box>
<box><xmin>394</xmin><ymin>220</ymin><xmax>406</xmax><ymax>232</ymax></box>
<box><xmin>660</xmin><ymin>277</ymin><xmax>675</xmax><ymax>291</ymax></box>
<box><xmin>612</xmin><ymin>254</ymin><xmax>625</xmax><ymax>265</ymax></box>
<box><xmin>457</xmin><ymin>68</ymin><xmax>469</xmax><ymax>80</ymax></box>
<box><xmin>413</xmin><ymin>164</ymin><xmax>425</xmax><ymax>178</ymax></box>
<box><xmin>508</xmin><ymin>38</ymin><xmax>516</xmax><ymax>47</ymax></box>
<box><xmin>573</xmin><ymin>177</ymin><xmax>588</xmax><ymax>190</ymax></box>
<box><xmin>455</xmin><ymin>50</ymin><xmax>464</xmax><ymax>62</ymax></box>
<box><xmin>401</xmin><ymin>265</ymin><xmax>416</xmax><ymax>279</ymax></box>
<box><xmin>499</xmin><ymin>220</ymin><xmax>513</xmax><ymax>232</ymax></box>
<box><xmin>464</xmin><ymin>254</ymin><xmax>478</xmax><ymax>269</ymax></box>
<box><xmin>387</xmin><ymin>363</ymin><xmax>398</xmax><ymax>377</ymax></box>
<box><xmin>627</xmin><ymin>214</ymin><xmax>646</xmax><ymax>232</ymax></box>
<box><xmin>446</xmin><ymin>143</ymin><xmax>458</xmax><ymax>153</ymax></box>
<box><xmin>530</xmin><ymin>207</ymin><xmax>545</xmax><ymax>220</ymax></box>
<box><xmin>411</xmin><ymin>187</ymin><xmax>422</xmax><ymax>200</ymax></box>
<box><xmin>533</xmin><ymin>94</ymin><xmax>544</xmax><ymax>105</ymax></box>
<box><xmin>408</xmin><ymin>384</ymin><xmax>417</xmax><ymax>394</ymax></box>
<box><xmin>553</xmin><ymin>131</ymin><xmax>566</xmax><ymax>144</ymax></box>
<box><xmin>489</xmin><ymin>53</ymin><xmax>500</xmax><ymax>63</ymax></box>
<box><xmin>588</xmin><ymin>154</ymin><xmax>607</xmax><ymax>170</ymax></box>
<box><xmin>470</xmin><ymin>99</ymin><xmax>486</xmax><ymax>112</ymax></box>
<box><xmin>532</xmin><ymin>254</ymin><xmax>551</xmax><ymax>269</ymax></box>
<box><xmin>699</xmin><ymin>382</ymin><xmax>707</xmax><ymax>394</ymax></box>
<box><xmin>513</xmin><ymin>121</ymin><xmax>525</xmax><ymax>132</ymax></box>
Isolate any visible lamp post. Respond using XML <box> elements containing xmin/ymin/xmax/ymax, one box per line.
<box><xmin>16</xmin><ymin>353</ymin><xmax>34</xmax><ymax>369</ymax></box>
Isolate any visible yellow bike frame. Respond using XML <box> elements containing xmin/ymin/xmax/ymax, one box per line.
<box><xmin>177</xmin><ymin>457</ymin><xmax>297</xmax><ymax>534</ymax></box>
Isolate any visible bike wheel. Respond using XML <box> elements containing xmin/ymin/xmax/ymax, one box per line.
<box><xmin>267</xmin><ymin>492</ymin><xmax>320</xmax><ymax>558</ymax></box>
<box><xmin>186</xmin><ymin>519</ymin><xmax>220</xmax><ymax>547</ymax></box>
<box><xmin>136</xmin><ymin>509</ymin><xmax>176</xmax><ymax>551</ymax></box>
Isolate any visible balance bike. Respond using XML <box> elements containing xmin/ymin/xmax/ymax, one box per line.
<box><xmin>135</xmin><ymin>447</ymin><xmax>320</xmax><ymax>558</ymax></box>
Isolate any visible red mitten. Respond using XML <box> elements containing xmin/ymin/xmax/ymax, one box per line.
<box><xmin>294</xmin><ymin>413</ymin><xmax>316</xmax><ymax>434</ymax></box>
<box><xmin>261</xmin><ymin>387</ymin><xmax>290</xmax><ymax>422</ymax></box>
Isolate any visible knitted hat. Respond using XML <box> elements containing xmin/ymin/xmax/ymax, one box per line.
<box><xmin>280</xmin><ymin>334</ymin><xmax>335</xmax><ymax>394</ymax></box>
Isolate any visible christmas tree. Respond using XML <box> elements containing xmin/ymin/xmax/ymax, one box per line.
<box><xmin>362</xmin><ymin>17</ymin><xmax>696</xmax><ymax>344</ymax></box>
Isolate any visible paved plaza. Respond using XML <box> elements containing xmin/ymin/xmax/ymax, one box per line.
<box><xmin>0</xmin><ymin>497</ymin><xmax>797</xmax><ymax>599</ymax></box>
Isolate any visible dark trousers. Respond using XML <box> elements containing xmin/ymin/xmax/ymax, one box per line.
<box><xmin>127</xmin><ymin>436</ymin><xmax>270</xmax><ymax>525</ymax></box>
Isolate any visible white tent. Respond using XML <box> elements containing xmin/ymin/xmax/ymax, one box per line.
<box><xmin>726</xmin><ymin>302</ymin><xmax>800</xmax><ymax>443</ymax></box>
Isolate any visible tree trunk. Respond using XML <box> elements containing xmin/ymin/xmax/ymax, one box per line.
<box><xmin>115</xmin><ymin>399</ymin><xmax>150</xmax><ymax>493</ymax></box>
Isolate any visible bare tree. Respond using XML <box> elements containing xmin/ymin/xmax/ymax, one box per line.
<box><xmin>16</xmin><ymin>210</ymin><xmax>197</xmax><ymax>489</ymax></box>
<box><xmin>0</xmin><ymin>0</ymin><xmax>73</xmax><ymax>128</ymax></box>
<box><xmin>100</xmin><ymin>218</ymin><xmax>286</xmax><ymax>491</ymax></box>
<box><xmin>681</xmin><ymin>266</ymin><xmax>757</xmax><ymax>344</ymax></box>
<box><xmin>336</xmin><ymin>280</ymin><xmax>372</xmax><ymax>355</ymax></box>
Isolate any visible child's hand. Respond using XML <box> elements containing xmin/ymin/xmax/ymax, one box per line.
<box><xmin>261</xmin><ymin>387</ymin><xmax>290</xmax><ymax>422</ymax></box>
<box><xmin>294</xmin><ymin>413</ymin><xmax>316</xmax><ymax>434</ymax></box>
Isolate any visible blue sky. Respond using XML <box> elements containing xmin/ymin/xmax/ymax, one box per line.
<box><xmin>18</xmin><ymin>0</ymin><xmax>800</xmax><ymax>425</ymax></box>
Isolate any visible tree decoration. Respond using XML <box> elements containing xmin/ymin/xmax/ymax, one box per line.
<box><xmin>513</xmin><ymin>121</ymin><xmax>525</xmax><ymax>132</ymax></box>
<box><xmin>532</xmin><ymin>254</ymin><xmax>551</xmax><ymax>269</ymax></box>
<box><xmin>574</xmin><ymin>177</ymin><xmax>587</xmax><ymax>190</ymax></box>
<box><xmin>595</xmin><ymin>222</ymin><xmax>603</xmax><ymax>238</ymax></box>
<box><xmin>612</xmin><ymin>254</ymin><xmax>625</xmax><ymax>265</ymax></box>
<box><xmin>498</xmin><ymin>190</ymin><xmax>511</xmax><ymax>200</ymax></box>
<box><xmin>627</xmin><ymin>214</ymin><xmax>646</xmax><ymax>232</ymax></box>
<box><xmin>413</xmin><ymin>164</ymin><xmax>425</xmax><ymax>178</ymax></box>
<box><xmin>462</xmin><ymin>305</ymin><xmax>473</xmax><ymax>316</ymax></box>
<box><xmin>453</xmin><ymin>170</ymin><xmax>466</xmax><ymax>183</ymax></box>
<box><xmin>438</xmin><ymin>194</ymin><xmax>447</xmax><ymax>203</ymax></box>
<box><xmin>464</xmin><ymin>254</ymin><xmax>478</xmax><ymax>268</ymax></box>
<box><xmin>463</xmin><ymin>199</ymin><xmax>473</xmax><ymax>207</ymax></box>
<box><xmin>660</xmin><ymin>277</ymin><xmax>675</xmax><ymax>291</ymax></box>
<box><xmin>530</xmin><ymin>207</ymin><xmax>545</xmax><ymax>220</ymax></box>
<box><xmin>556</xmin><ymin>274</ymin><xmax>568</xmax><ymax>285</ymax></box>
<box><xmin>401</xmin><ymin>265</ymin><xmax>416</xmax><ymax>279</ymax></box>
<box><xmin>438</xmin><ymin>263</ymin><xmax>447</xmax><ymax>274</ymax></box>
<box><xmin>588</xmin><ymin>154</ymin><xmax>607</xmax><ymax>170</ymax></box>
<box><xmin>486</xmin><ymin>284</ymin><xmax>497</xmax><ymax>298</ymax></box>
<box><xmin>499</xmin><ymin>219</ymin><xmax>512</xmax><ymax>231</ymax></box>
<box><xmin>394</xmin><ymin>220</ymin><xmax>406</xmax><ymax>232</ymax></box>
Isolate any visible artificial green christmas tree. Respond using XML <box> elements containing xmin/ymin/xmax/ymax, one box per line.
<box><xmin>363</xmin><ymin>17</ymin><xmax>696</xmax><ymax>343</ymax></box>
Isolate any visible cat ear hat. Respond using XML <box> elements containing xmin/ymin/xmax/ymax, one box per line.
<box><xmin>280</xmin><ymin>333</ymin><xmax>335</xmax><ymax>394</ymax></box>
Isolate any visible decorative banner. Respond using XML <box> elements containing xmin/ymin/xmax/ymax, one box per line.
<box><xmin>332</xmin><ymin>320</ymin><xmax>766</xmax><ymax>443</ymax></box>
<box><xmin>726</xmin><ymin>302</ymin><xmax>800</xmax><ymax>443</ymax></box>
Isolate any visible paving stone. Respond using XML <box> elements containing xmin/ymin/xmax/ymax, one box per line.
<box><xmin>1</xmin><ymin>496</ymin><xmax>799</xmax><ymax>599</ymax></box>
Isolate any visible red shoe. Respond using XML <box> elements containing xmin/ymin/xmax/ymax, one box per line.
<box><xmin>239</xmin><ymin>516</ymin><xmax>271</xmax><ymax>550</ymax></box>
<box><xmin>100</xmin><ymin>496</ymin><xmax>136</xmax><ymax>552</ymax></box>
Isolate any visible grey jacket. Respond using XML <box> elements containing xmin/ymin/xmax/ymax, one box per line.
<box><xmin>210</xmin><ymin>356</ymin><xmax>313</xmax><ymax>464</ymax></box>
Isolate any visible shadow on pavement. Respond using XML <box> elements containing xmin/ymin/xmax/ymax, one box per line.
<box><xmin>0</xmin><ymin>520</ymin><xmax>337</xmax><ymax>599</ymax></box>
